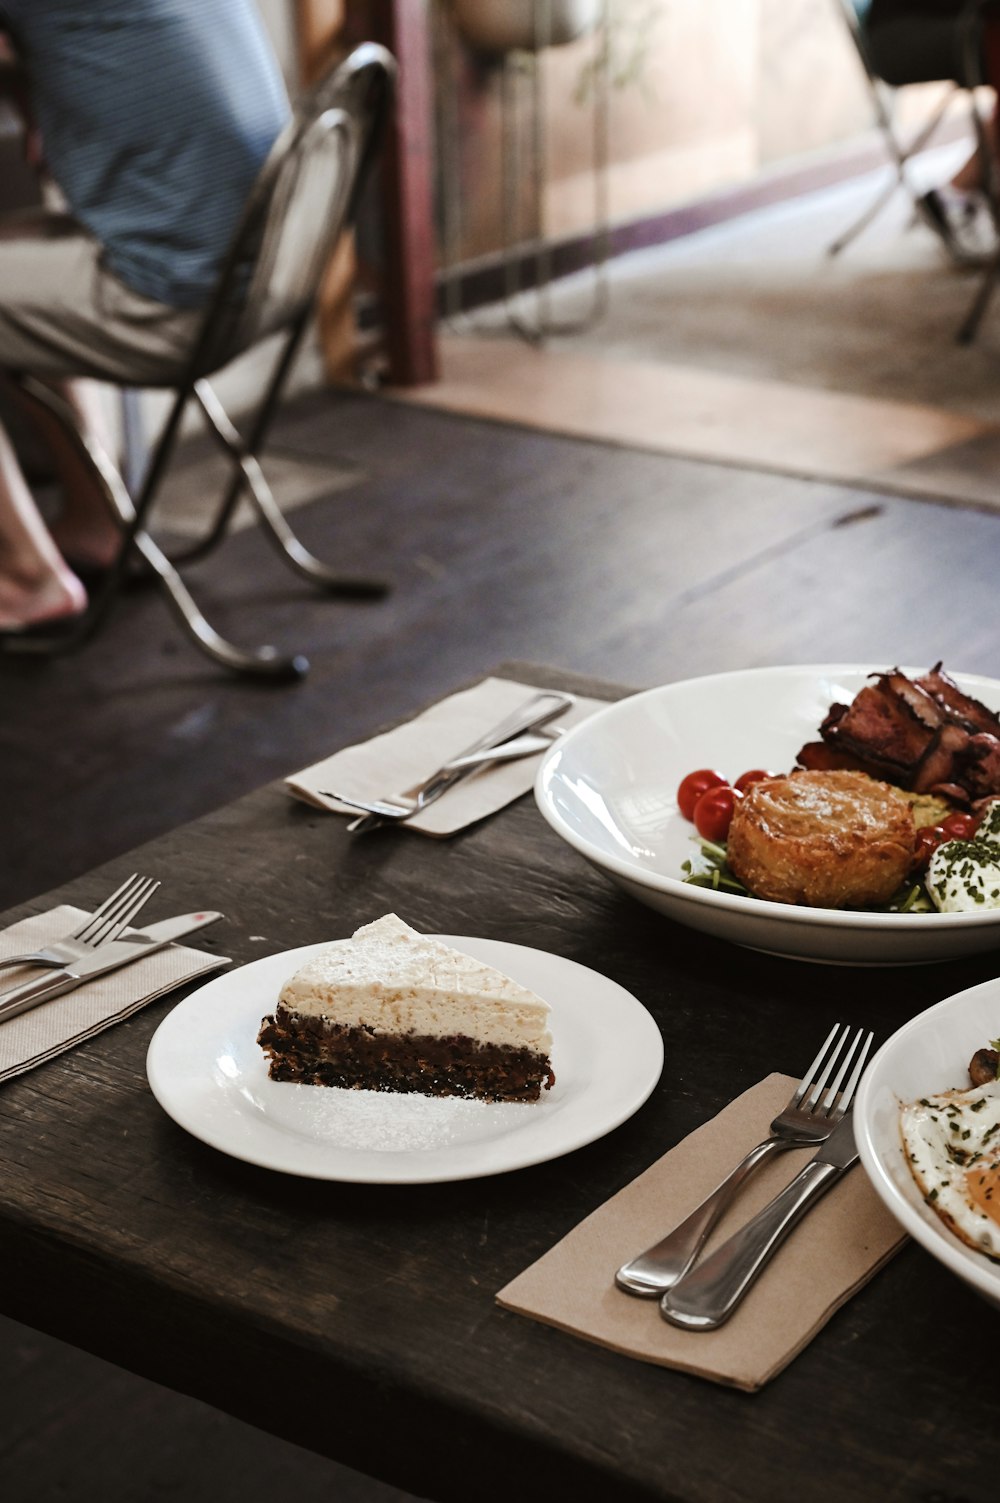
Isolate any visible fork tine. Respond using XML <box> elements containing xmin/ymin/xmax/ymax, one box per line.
<box><xmin>320</xmin><ymin>792</ymin><xmax>406</xmax><ymax>818</ymax></box>
<box><xmin>837</xmin><ymin>1029</ymin><xmax>875</xmax><ymax>1113</ymax></box>
<box><xmin>93</xmin><ymin>876</ymin><xmax>159</xmax><ymax>945</ymax></box>
<box><xmin>801</xmin><ymin>1023</ymin><xmax>853</xmax><ymax>1111</ymax></box>
<box><xmin>78</xmin><ymin>875</ymin><xmax>148</xmax><ymax>946</ymax></box>
<box><xmin>790</xmin><ymin>1022</ymin><xmax>842</xmax><ymax>1108</ymax></box>
<box><xmin>809</xmin><ymin>1026</ymin><xmax>876</xmax><ymax>1118</ymax></box>
<box><xmin>812</xmin><ymin>1025</ymin><xmax>865</xmax><ymax>1116</ymax></box>
<box><xmin>78</xmin><ymin>875</ymin><xmax>159</xmax><ymax>947</ymax></box>
<box><xmin>71</xmin><ymin>873</ymin><xmax>142</xmax><ymax>942</ymax></box>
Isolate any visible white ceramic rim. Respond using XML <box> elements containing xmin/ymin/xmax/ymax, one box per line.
<box><xmin>534</xmin><ymin>662</ymin><xmax>1000</xmax><ymax>937</ymax></box>
<box><xmin>855</xmin><ymin>981</ymin><xmax>1000</xmax><ymax>1306</ymax></box>
<box><xmin>146</xmin><ymin>934</ymin><xmax>665</xmax><ymax>1184</ymax></box>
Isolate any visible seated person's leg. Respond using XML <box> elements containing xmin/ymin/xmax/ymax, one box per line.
<box><xmin>24</xmin><ymin>376</ymin><xmax>123</xmax><ymax>573</ymax></box>
<box><xmin>0</xmin><ymin>418</ymin><xmax>86</xmax><ymax>629</ymax></box>
<box><xmin>0</xmin><ymin>208</ymin><xmax>199</xmax><ymax>626</ymax></box>
<box><xmin>0</xmin><ymin>212</ymin><xmax>114</xmax><ymax>625</ymax></box>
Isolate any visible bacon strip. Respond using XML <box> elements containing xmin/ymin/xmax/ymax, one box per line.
<box><xmin>916</xmin><ymin>663</ymin><xmax>1000</xmax><ymax>736</ymax></box>
<box><xmin>796</xmin><ymin>664</ymin><xmax>1000</xmax><ymax>802</ymax></box>
<box><xmin>820</xmin><ymin>682</ymin><xmax>929</xmax><ymax>778</ymax></box>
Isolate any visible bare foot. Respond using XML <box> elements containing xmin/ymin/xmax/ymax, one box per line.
<box><xmin>0</xmin><ymin>566</ymin><xmax>86</xmax><ymax>630</ymax></box>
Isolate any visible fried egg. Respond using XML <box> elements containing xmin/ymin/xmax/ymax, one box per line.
<box><xmin>901</xmin><ymin>1079</ymin><xmax>1000</xmax><ymax>1256</ymax></box>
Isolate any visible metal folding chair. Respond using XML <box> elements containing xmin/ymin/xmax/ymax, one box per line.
<box><xmin>829</xmin><ymin>0</ymin><xmax>987</xmax><ymax>264</ymax></box>
<box><xmin>830</xmin><ymin>0</ymin><xmax>1000</xmax><ymax>343</ymax></box>
<box><xmin>5</xmin><ymin>41</ymin><xmax>396</xmax><ymax>682</ymax></box>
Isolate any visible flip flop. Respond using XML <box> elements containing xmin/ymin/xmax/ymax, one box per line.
<box><xmin>0</xmin><ymin>610</ymin><xmax>88</xmax><ymax>643</ymax></box>
<box><xmin>62</xmin><ymin>558</ymin><xmax>111</xmax><ymax>590</ymax></box>
<box><xmin>62</xmin><ymin>555</ymin><xmax>152</xmax><ymax>592</ymax></box>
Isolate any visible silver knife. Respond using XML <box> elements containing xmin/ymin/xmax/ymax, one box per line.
<box><xmin>342</xmin><ymin>689</ymin><xmax>575</xmax><ymax>834</ymax></box>
<box><xmin>659</xmin><ymin>1113</ymin><xmax>859</xmax><ymax>1331</ymax></box>
<box><xmin>0</xmin><ymin>911</ymin><xmax>224</xmax><ymax>1025</ymax></box>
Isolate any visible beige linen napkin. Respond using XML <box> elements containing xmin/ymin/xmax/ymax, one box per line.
<box><xmin>0</xmin><ymin>904</ymin><xmax>230</xmax><ymax>1084</ymax></box>
<box><xmin>284</xmin><ymin>675</ymin><xmax>608</xmax><ymax>835</ymax></box>
<box><xmin>497</xmin><ymin>1074</ymin><xmax>907</xmax><ymax>1391</ymax></box>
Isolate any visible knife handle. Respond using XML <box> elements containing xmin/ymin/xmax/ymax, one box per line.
<box><xmin>461</xmin><ymin>690</ymin><xmax>574</xmax><ymax>755</ymax></box>
<box><xmin>0</xmin><ymin>927</ymin><xmax>189</xmax><ymax>1025</ymax></box>
<box><xmin>0</xmin><ymin>969</ymin><xmax>76</xmax><ymax>1023</ymax></box>
<box><xmin>616</xmin><ymin>1135</ymin><xmax>785</xmax><ymax>1296</ymax></box>
<box><xmin>659</xmin><ymin>1159</ymin><xmax>840</xmax><ymax>1331</ymax></box>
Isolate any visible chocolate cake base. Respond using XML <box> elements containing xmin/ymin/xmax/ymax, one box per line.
<box><xmin>257</xmin><ymin>1009</ymin><xmax>555</xmax><ymax>1103</ymax></box>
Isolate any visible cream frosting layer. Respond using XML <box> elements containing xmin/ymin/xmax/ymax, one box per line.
<box><xmin>278</xmin><ymin>914</ymin><xmax>552</xmax><ymax>1052</ymax></box>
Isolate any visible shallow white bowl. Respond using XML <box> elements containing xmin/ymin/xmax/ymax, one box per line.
<box><xmin>855</xmin><ymin>980</ymin><xmax>1000</xmax><ymax>1311</ymax></box>
<box><xmin>534</xmin><ymin>663</ymin><xmax>1000</xmax><ymax>966</ymax></box>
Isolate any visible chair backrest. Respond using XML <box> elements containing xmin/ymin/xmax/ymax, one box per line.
<box><xmin>191</xmin><ymin>41</ymin><xmax>396</xmax><ymax>376</ymax></box>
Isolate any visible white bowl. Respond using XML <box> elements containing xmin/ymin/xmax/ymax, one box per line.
<box><xmin>534</xmin><ymin>663</ymin><xmax>1000</xmax><ymax>966</ymax></box>
<box><xmin>855</xmin><ymin>981</ymin><xmax>1000</xmax><ymax>1311</ymax></box>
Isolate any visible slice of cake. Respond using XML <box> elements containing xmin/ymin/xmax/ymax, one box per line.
<box><xmin>257</xmin><ymin>914</ymin><xmax>555</xmax><ymax>1102</ymax></box>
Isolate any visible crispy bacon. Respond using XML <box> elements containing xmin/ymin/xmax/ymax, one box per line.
<box><xmin>879</xmin><ymin>671</ymin><xmax>944</xmax><ymax>732</ymax></box>
<box><xmin>916</xmin><ymin>663</ymin><xmax>1000</xmax><ymax>736</ymax></box>
<box><xmin>795</xmin><ymin>740</ymin><xmax>871</xmax><ymax>773</ymax></box>
<box><xmin>960</xmin><ymin>732</ymin><xmax>1000</xmax><ymax>799</ymax></box>
<box><xmin>911</xmin><ymin>724</ymin><xmax>971</xmax><ymax>795</ymax></box>
<box><xmin>820</xmin><ymin>682</ymin><xmax>930</xmax><ymax>779</ymax></box>
<box><xmin>796</xmin><ymin>664</ymin><xmax>1000</xmax><ymax>803</ymax></box>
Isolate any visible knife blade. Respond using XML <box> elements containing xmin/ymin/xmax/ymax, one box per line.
<box><xmin>0</xmin><ymin>911</ymin><xmax>224</xmax><ymax>1025</ymax></box>
<box><xmin>659</xmin><ymin>1113</ymin><xmax>859</xmax><ymax>1331</ymax></box>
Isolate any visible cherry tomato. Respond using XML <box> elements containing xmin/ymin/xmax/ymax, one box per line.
<box><xmin>938</xmin><ymin>811</ymin><xmax>979</xmax><ymax>841</ymax></box>
<box><xmin>914</xmin><ymin>826</ymin><xmax>947</xmax><ymax>871</ymax></box>
<box><xmin>693</xmin><ymin>785</ymin><xmax>742</xmax><ymax>842</ymax></box>
<box><xmin>677</xmin><ymin>769</ymin><xmax>728</xmax><ymax>822</ymax></box>
<box><xmin>734</xmin><ymin>768</ymin><xmax>778</xmax><ymax>794</ymax></box>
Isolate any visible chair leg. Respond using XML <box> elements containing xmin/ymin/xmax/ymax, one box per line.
<box><xmin>166</xmin><ymin>321</ymin><xmax>311</xmax><ymax>566</ymax></box>
<box><xmin>827</xmin><ymin>169</ymin><xmax>905</xmax><ymax>258</ymax></box>
<box><xmin>826</xmin><ymin>75</ymin><xmax>974</xmax><ymax>265</ymax></box>
<box><xmin>191</xmin><ymin>379</ymin><xmax>390</xmax><ymax>597</ymax></box>
<box><xmin>958</xmin><ymin>250</ymin><xmax>1000</xmax><ymax>343</ymax></box>
<box><xmin>1</xmin><ymin>378</ymin><xmax>309</xmax><ymax>681</ymax></box>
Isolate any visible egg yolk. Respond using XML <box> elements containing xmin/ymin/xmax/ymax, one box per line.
<box><xmin>965</xmin><ymin>1157</ymin><xmax>1000</xmax><ymax>1228</ymax></box>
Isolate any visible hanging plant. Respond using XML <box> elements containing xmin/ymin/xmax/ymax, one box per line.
<box><xmin>573</xmin><ymin>0</ymin><xmax>663</xmax><ymax>103</ymax></box>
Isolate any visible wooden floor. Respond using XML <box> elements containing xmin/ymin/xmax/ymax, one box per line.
<box><xmin>4</xmin><ymin>384</ymin><xmax>1000</xmax><ymax>1499</ymax></box>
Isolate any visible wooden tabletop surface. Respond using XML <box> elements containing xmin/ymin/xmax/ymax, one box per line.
<box><xmin>1</xmin><ymin>660</ymin><xmax>996</xmax><ymax>1503</ymax></box>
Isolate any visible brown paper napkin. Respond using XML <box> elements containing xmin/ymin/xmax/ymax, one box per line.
<box><xmin>497</xmin><ymin>1074</ymin><xmax>907</xmax><ymax>1391</ymax></box>
<box><xmin>0</xmin><ymin>904</ymin><xmax>230</xmax><ymax>1084</ymax></box>
<box><xmin>284</xmin><ymin>676</ymin><xmax>608</xmax><ymax>835</ymax></box>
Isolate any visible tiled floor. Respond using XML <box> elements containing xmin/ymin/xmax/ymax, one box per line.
<box><xmin>402</xmin><ymin>146</ymin><xmax>1000</xmax><ymax>512</ymax></box>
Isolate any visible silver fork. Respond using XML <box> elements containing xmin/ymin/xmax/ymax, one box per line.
<box><xmin>0</xmin><ymin>873</ymin><xmax>160</xmax><ymax>973</ymax></box>
<box><xmin>326</xmin><ymin>733</ymin><xmax>557</xmax><ymax>827</ymax></box>
<box><xmin>324</xmin><ymin>689</ymin><xmax>575</xmax><ymax>833</ymax></box>
<box><xmin>615</xmin><ymin>1024</ymin><xmax>873</xmax><ymax>1297</ymax></box>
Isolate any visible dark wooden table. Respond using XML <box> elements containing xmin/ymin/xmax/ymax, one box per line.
<box><xmin>1</xmin><ymin>661</ymin><xmax>996</xmax><ymax>1503</ymax></box>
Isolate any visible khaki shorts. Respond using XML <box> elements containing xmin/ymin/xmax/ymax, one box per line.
<box><xmin>0</xmin><ymin>209</ymin><xmax>204</xmax><ymax>385</ymax></box>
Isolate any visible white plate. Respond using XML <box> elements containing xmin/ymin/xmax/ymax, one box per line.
<box><xmin>855</xmin><ymin>981</ymin><xmax>1000</xmax><ymax>1311</ymax></box>
<box><xmin>535</xmin><ymin>663</ymin><xmax>1000</xmax><ymax>966</ymax></box>
<box><xmin>145</xmin><ymin>936</ymin><xmax>663</xmax><ymax>1184</ymax></box>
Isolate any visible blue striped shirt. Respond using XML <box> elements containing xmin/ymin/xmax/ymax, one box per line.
<box><xmin>0</xmin><ymin>0</ymin><xmax>290</xmax><ymax>309</ymax></box>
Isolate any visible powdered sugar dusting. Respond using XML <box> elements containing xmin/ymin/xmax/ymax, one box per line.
<box><xmin>247</xmin><ymin>1077</ymin><xmax>551</xmax><ymax>1153</ymax></box>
